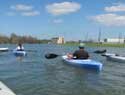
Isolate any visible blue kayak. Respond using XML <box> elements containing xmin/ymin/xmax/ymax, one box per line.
<box><xmin>62</xmin><ymin>55</ymin><xmax>103</xmax><ymax>71</ymax></box>
<box><xmin>13</xmin><ymin>50</ymin><xmax>26</xmax><ymax>56</ymax></box>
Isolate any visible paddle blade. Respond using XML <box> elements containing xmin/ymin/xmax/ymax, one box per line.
<box><xmin>45</xmin><ymin>53</ymin><xmax>59</xmax><ymax>59</ymax></box>
<box><xmin>94</xmin><ymin>49</ymin><xmax>106</xmax><ymax>54</ymax></box>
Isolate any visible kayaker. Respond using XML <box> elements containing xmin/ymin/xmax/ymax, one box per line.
<box><xmin>67</xmin><ymin>43</ymin><xmax>89</xmax><ymax>59</ymax></box>
<box><xmin>16</xmin><ymin>43</ymin><xmax>24</xmax><ymax>51</ymax></box>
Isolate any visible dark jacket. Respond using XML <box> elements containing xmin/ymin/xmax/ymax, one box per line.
<box><xmin>73</xmin><ymin>49</ymin><xmax>89</xmax><ymax>59</ymax></box>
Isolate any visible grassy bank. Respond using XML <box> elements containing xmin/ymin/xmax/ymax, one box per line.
<box><xmin>63</xmin><ymin>42</ymin><xmax>125</xmax><ymax>48</ymax></box>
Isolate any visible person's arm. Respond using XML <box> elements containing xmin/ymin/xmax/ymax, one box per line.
<box><xmin>73</xmin><ymin>51</ymin><xmax>77</xmax><ymax>58</ymax></box>
<box><xmin>73</xmin><ymin>51</ymin><xmax>76</xmax><ymax>56</ymax></box>
<box><xmin>22</xmin><ymin>46</ymin><xmax>24</xmax><ymax>50</ymax></box>
<box><xmin>86</xmin><ymin>51</ymin><xmax>89</xmax><ymax>58</ymax></box>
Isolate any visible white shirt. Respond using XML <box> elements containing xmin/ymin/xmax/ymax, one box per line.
<box><xmin>16</xmin><ymin>46</ymin><xmax>24</xmax><ymax>50</ymax></box>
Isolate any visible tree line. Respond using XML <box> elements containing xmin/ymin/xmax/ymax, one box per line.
<box><xmin>0</xmin><ymin>33</ymin><xmax>50</xmax><ymax>44</ymax></box>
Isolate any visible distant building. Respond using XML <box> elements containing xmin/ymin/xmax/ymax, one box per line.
<box><xmin>51</xmin><ymin>37</ymin><xmax>65</xmax><ymax>44</ymax></box>
<box><xmin>104</xmin><ymin>38</ymin><xmax>125</xmax><ymax>43</ymax></box>
<box><xmin>51</xmin><ymin>37</ymin><xmax>58</xmax><ymax>44</ymax></box>
<box><xmin>57</xmin><ymin>37</ymin><xmax>65</xmax><ymax>44</ymax></box>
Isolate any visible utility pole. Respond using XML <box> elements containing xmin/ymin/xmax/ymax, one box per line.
<box><xmin>118</xmin><ymin>32</ymin><xmax>122</xmax><ymax>43</ymax></box>
<box><xmin>85</xmin><ymin>32</ymin><xmax>88</xmax><ymax>42</ymax></box>
<box><xmin>98</xmin><ymin>28</ymin><xmax>101</xmax><ymax>43</ymax></box>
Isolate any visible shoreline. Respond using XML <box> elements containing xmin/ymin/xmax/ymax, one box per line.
<box><xmin>1</xmin><ymin>43</ymin><xmax>125</xmax><ymax>48</ymax></box>
<box><xmin>63</xmin><ymin>43</ymin><xmax>125</xmax><ymax>48</ymax></box>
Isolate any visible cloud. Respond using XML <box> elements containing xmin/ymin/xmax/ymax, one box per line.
<box><xmin>53</xmin><ymin>19</ymin><xmax>63</xmax><ymax>23</ymax></box>
<box><xmin>46</xmin><ymin>2</ymin><xmax>81</xmax><ymax>15</ymax></box>
<box><xmin>11</xmin><ymin>4</ymin><xmax>33</xmax><ymax>11</ymax></box>
<box><xmin>21</xmin><ymin>11</ymin><xmax>40</xmax><ymax>16</ymax></box>
<box><xmin>91</xmin><ymin>13</ymin><xmax>125</xmax><ymax>26</ymax></box>
<box><xmin>105</xmin><ymin>3</ymin><xmax>125</xmax><ymax>12</ymax></box>
<box><xmin>8</xmin><ymin>4</ymin><xmax>40</xmax><ymax>16</ymax></box>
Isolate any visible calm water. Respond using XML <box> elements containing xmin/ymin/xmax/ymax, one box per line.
<box><xmin>0</xmin><ymin>44</ymin><xmax>125</xmax><ymax>95</ymax></box>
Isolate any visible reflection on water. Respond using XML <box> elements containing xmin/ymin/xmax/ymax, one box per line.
<box><xmin>0</xmin><ymin>44</ymin><xmax>125</xmax><ymax>95</ymax></box>
<box><xmin>16</xmin><ymin>56</ymin><xmax>24</xmax><ymax>62</ymax></box>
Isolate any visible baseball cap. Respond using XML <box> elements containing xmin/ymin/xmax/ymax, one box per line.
<box><xmin>79</xmin><ymin>43</ymin><xmax>85</xmax><ymax>48</ymax></box>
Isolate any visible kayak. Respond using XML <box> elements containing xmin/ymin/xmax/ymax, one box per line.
<box><xmin>62</xmin><ymin>55</ymin><xmax>103</xmax><ymax>71</ymax></box>
<box><xmin>0</xmin><ymin>81</ymin><xmax>16</xmax><ymax>95</ymax></box>
<box><xmin>13</xmin><ymin>50</ymin><xmax>26</xmax><ymax>56</ymax></box>
<box><xmin>106</xmin><ymin>55</ymin><xmax>125</xmax><ymax>63</ymax></box>
<box><xmin>0</xmin><ymin>48</ymin><xmax>9</xmax><ymax>52</ymax></box>
<box><xmin>102</xmin><ymin>53</ymin><xmax>116</xmax><ymax>57</ymax></box>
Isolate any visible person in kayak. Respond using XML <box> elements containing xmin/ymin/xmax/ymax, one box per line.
<box><xmin>67</xmin><ymin>43</ymin><xmax>89</xmax><ymax>59</ymax></box>
<box><xmin>16</xmin><ymin>43</ymin><xmax>24</xmax><ymax>51</ymax></box>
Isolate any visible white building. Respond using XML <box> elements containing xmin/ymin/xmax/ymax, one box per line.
<box><xmin>57</xmin><ymin>37</ymin><xmax>65</xmax><ymax>44</ymax></box>
<box><xmin>104</xmin><ymin>38</ymin><xmax>125</xmax><ymax>43</ymax></box>
<box><xmin>51</xmin><ymin>37</ymin><xmax>65</xmax><ymax>44</ymax></box>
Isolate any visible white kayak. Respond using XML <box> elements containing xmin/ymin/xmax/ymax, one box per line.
<box><xmin>62</xmin><ymin>55</ymin><xmax>103</xmax><ymax>71</ymax></box>
<box><xmin>0</xmin><ymin>48</ymin><xmax>9</xmax><ymax>52</ymax></box>
<box><xmin>102</xmin><ymin>53</ymin><xmax>116</xmax><ymax>57</ymax></box>
<box><xmin>13</xmin><ymin>50</ymin><xmax>26</xmax><ymax>56</ymax></box>
<box><xmin>0</xmin><ymin>81</ymin><xmax>16</xmax><ymax>95</ymax></box>
<box><xmin>106</xmin><ymin>55</ymin><xmax>125</xmax><ymax>63</ymax></box>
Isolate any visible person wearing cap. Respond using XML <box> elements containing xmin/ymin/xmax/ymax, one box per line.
<box><xmin>67</xmin><ymin>43</ymin><xmax>89</xmax><ymax>59</ymax></box>
<box><xmin>16</xmin><ymin>43</ymin><xmax>24</xmax><ymax>51</ymax></box>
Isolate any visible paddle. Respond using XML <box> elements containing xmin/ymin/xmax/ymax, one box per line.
<box><xmin>25</xmin><ymin>50</ymin><xmax>37</xmax><ymax>52</ymax></box>
<box><xmin>101</xmin><ymin>54</ymin><xmax>108</xmax><ymax>57</ymax></box>
<box><xmin>45</xmin><ymin>49</ymin><xmax>107</xmax><ymax>59</ymax></box>
<box><xmin>94</xmin><ymin>49</ymin><xmax>106</xmax><ymax>54</ymax></box>
<box><xmin>9</xmin><ymin>49</ymin><xmax>37</xmax><ymax>52</ymax></box>
<box><xmin>45</xmin><ymin>53</ymin><xmax>60</xmax><ymax>59</ymax></box>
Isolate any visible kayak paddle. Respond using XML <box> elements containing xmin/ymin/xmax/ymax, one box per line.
<box><xmin>45</xmin><ymin>53</ymin><xmax>60</xmax><ymax>59</ymax></box>
<box><xmin>45</xmin><ymin>49</ymin><xmax>107</xmax><ymax>59</ymax></box>
<box><xmin>94</xmin><ymin>49</ymin><xmax>106</xmax><ymax>54</ymax></box>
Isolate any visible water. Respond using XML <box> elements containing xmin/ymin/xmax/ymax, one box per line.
<box><xmin>0</xmin><ymin>44</ymin><xmax>125</xmax><ymax>95</ymax></box>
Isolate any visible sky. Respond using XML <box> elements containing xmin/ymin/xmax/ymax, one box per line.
<box><xmin>0</xmin><ymin>0</ymin><xmax>125</xmax><ymax>41</ymax></box>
